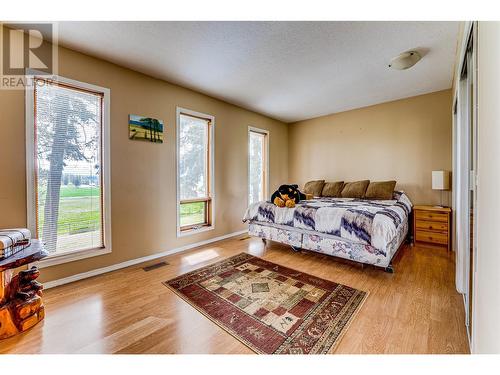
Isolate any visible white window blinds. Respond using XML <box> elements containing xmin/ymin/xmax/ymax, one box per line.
<box><xmin>33</xmin><ymin>79</ymin><xmax>104</xmax><ymax>254</ymax></box>
<box><xmin>248</xmin><ymin>130</ymin><xmax>267</xmax><ymax>205</ymax></box>
<box><xmin>179</xmin><ymin>113</ymin><xmax>209</xmax><ymax>201</ymax></box>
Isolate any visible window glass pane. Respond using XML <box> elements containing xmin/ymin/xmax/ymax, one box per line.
<box><xmin>249</xmin><ymin>131</ymin><xmax>265</xmax><ymax>204</ymax></box>
<box><xmin>180</xmin><ymin>202</ymin><xmax>206</xmax><ymax>227</ymax></box>
<box><xmin>35</xmin><ymin>82</ymin><xmax>103</xmax><ymax>254</ymax></box>
<box><xmin>179</xmin><ymin>114</ymin><xmax>208</xmax><ymax>200</ymax></box>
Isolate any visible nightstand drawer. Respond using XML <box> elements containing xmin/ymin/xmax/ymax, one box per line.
<box><xmin>415</xmin><ymin>220</ymin><xmax>448</xmax><ymax>233</ymax></box>
<box><xmin>415</xmin><ymin>211</ymin><xmax>449</xmax><ymax>222</ymax></box>
<box><xmin>415</xmin><ymin>230</ymin><xmax>448</xmax><ymax>245</ymax></box>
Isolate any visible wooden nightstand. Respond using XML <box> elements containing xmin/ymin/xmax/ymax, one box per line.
<box><xmin>413</xmin><ymin>205</ymin><xmax>452</xmax><ymax>251</ymax></box>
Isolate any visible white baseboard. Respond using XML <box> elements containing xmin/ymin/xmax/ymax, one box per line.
<box><xmin>43</xmin><ymin>229</ymin><xmax>248</xmax><ymax>289</ymax></box>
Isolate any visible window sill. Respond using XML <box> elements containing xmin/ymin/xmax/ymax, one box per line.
<box><xmin>177</xmin><ymin>225</ymin><xmax>214</xmax><ymax>238</ymax></box>
<box><xmin>32</xmin><ymin>246</ymin><xmax>112</xmax><ymax>269</ymax></box>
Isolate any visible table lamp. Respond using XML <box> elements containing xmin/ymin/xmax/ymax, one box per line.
<box><xmin>432</xmin><ymin>170</ymin><xmax>450</xmax><ymax>207</ymax></box>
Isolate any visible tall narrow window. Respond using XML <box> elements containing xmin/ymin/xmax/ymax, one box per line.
<box><xmin>177</xmin><ymin>108</ymin><xmax>214</xmax><ymax>234</ymax></box>
<box><xmin>26</xmin><ymin>74</ymin><xmax>111</xmax><ymax>262</ymax></box>
<box><xmin>248</xmin><ymin>128</ymin><xmax>269</xmax><ymax>205</ymax></box>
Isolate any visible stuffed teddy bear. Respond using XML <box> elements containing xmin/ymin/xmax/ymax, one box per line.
<box><xmin>271</xmin><ymin>184</ymin><xmax>306</xmax><ymax>208</ymax></box>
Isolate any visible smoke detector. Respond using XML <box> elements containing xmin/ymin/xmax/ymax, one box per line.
<box><xmin>388</xmin><ymin>51</ymin><xmax>422</xmax><ymax>70</ymax></box>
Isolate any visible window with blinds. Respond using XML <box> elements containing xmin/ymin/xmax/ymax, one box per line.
<box><xmin>177</xmin><ymin>109</ymin><xmax>214</xmax><ymax>233</ymax></box>
<box><xmin>32</xmin><ymin>78</ymin><xmax>105</xmax><ymax>255</ymax></box>
<box><xmin>248</xmin><ymin>128</ymin><xmax>268</xmax><ymax>205</ymax></box>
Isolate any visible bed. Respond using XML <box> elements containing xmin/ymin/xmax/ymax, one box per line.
<box><xmin>242</xmin><ymin>191</ymin><xmax>412</xmax><ymax>272</ymax></box>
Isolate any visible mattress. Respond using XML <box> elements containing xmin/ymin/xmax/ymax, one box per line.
<box><xmin>243</xmin><ymin>191</ymin><xmax>412</xmax><ymax>252</ymax></box>
<box><xmin>248</xmin><ymin>218</ymin><xmax>408</xmax><ymax>267</ymax></box>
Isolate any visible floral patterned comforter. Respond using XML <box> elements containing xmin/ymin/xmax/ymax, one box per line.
<box><xmin>243</xmin><ymin>191</ymin><xmax>412</xmax><ymax>252</ymax></box>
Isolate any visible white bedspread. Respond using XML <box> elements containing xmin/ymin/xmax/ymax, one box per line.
<box><xmin>243</xmin><ymin>191</ymin><xmax>412</xmax><ymax>251</ymax></box>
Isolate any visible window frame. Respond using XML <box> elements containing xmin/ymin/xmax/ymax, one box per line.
<box><xmin>25</xmin><ymin>69</ymin><xmax>112</xmax><ymax>268</ymax></box>
<box><xmin>176</xmin><ymin>107</ymin><xmax>215</xmax><ymax>237</ymax></box>
<box><xmin>248</xmin><ymin>126</ymin><xmax>270</xmax><ymax>206</ymax></box>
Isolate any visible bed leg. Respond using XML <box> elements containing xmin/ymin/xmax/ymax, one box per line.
<box><xmin>384</xmin><ymin>264</ymin><xmax>394</xmax><ymax>273</ymax></box>
<box><xmin>291</xmin><ymin>246</ymin><xmax>301</xmax><ymax>252</ymax></box>
<box><xmin>261</xmin><ymin>238</ymin><xmax>267</xmax><ymax>245</ymax></box>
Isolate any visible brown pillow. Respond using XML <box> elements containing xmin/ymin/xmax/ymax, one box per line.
<box><xmin>303</xmin><ymin>180</ymin><xmax>325</xmax><ymax>197</ymax></box>
<box><xmin>364</xmin><ymin>181</ymin><xmax>397</xmax><ymax>200</ymax></box>
<box><xmin>321</xmin><ymin>181</ymin><xmax>344</xmax><ymax>197</ymax></box>
<box><xmin>340</xmin><ymin>180</ymin><xmax>370</xmax><ymax>198</ymax></box>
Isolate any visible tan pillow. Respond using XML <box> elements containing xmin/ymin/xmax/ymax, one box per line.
<box><xmin>303</xmin><ymin>180</ymin><xmax>325</xmax><ymax>197</ymax></box>
<box><xmin>364</xmin><ymin>181</ymin><xmax>397</xmax><ymax>200</ymax></box>
<box><xmin>321</xmin><ymin>181</ymin><xmax>344</xmax><ymax>197</ymax></box>
<box><xmin>340</xmin><ymin>180</ymin><xmax>370</xmax><ymax>198</ymax></box>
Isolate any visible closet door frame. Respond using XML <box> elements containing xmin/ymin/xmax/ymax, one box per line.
<box><xmin>452</xmin><ymin>21</ymin><xmax>478</xmax><ymax>349</ymax></box>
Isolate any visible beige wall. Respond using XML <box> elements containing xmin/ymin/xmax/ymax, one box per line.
<box><xmin>288</xmin><ymin>90</ymin><xmax>453</xmax><ymax>205</ymax></box>
<box><xmin>474</xmin><ymin>21</ymin><xmax>500</xmax><ymax>354</ymax></box>
<box><xmin>0</xmin><ymin>40</ymin><xmax>289</xmax><ymax>282</ymax></box>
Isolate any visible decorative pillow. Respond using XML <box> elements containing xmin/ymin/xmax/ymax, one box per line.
<box><xmin>364</xmin><ymin>181</ymin><xmax>397</xmax><ymax>200</ymax></box>
<box><xmin>321</xmin><ymin>181</ymin><xmax>344</xmax><ymax>197</ymax></box>
<box><xmin>303</xmin><ymin>180</ymin><xmax>325</xmax><ymax>197</ymax></box>
<box><xmin>340</xmin><ymin>180</ymin><xmax>370</xmax><ymax>198</ymax></box>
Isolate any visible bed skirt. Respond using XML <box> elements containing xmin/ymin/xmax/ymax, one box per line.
<box><xmin>248</xmin><ymin>220</ymin><xmax>408</xmax><ymax>268</ymax></box>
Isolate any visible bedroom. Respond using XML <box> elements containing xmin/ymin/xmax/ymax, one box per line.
<box><xmin>1</xmin><ymin>1</ymin><xmax>500</xmax><ymax>370</ymax></box>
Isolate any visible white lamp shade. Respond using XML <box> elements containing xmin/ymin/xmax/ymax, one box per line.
<box><xmin>432</xmin><ymin>170</ymin><xmax>450</xmax><ymax>190</ymax></box>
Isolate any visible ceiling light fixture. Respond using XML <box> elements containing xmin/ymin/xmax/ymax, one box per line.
<box><xmin>388</xmin><ymin>51</ymin><xmax>422</xmax><ymax>70</ymax></box>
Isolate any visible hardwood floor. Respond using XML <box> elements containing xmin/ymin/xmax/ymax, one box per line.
<box><xmin>0</xmin><ymin>235</ymin><xmax>470</xmax><ymax>354</ymax></box>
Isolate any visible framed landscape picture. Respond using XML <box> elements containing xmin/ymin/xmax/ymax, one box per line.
<box><xmin>128</xmin><ymin>114</ymin><xmax>164</xmax><ymax>143</ymax></box>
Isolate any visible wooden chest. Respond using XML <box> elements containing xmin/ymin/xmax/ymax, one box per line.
<box><xmin>413</xmin><ymin>205</ymin><xmax>452</xmax><ymax>251</ymax></box>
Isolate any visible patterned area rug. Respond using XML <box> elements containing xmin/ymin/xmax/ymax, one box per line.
<box><xmin>164</xmin><ymin>253</ymin><xmax>368</xmax><ymax>354</ymax></box>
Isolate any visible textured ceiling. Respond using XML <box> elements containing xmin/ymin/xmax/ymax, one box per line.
<box><xmin>55</xmin><ymin>21</ymin><xmax>459</xmax><ymax>122</ymax></box>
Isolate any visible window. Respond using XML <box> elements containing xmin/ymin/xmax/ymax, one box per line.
<box><xmin>177</xmin><ymin>108</ymin><xmax>214</xmax><ymax>235</ymax></box>
<box><xmin>248</xmin><ymin>127</ymin><xmax>269</xmax><ymax>205</ymax></box>
<box><xmin>26</xmin><ymin>72</ymin><xmax>111</xmax><ymax>265</ymax></box>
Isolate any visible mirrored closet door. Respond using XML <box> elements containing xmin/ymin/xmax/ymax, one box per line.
<box><xmin>453</xmin><ymin>22</ymin><xmax>477</xmax><ymax>344</ymax></box>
